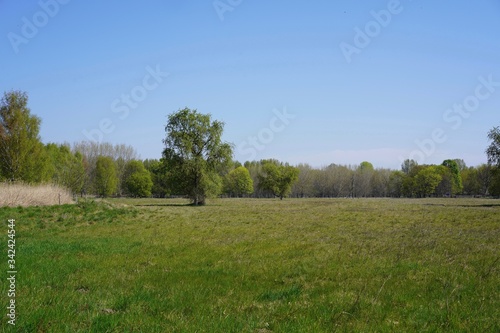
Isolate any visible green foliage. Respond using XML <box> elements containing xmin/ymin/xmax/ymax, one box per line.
<box><xmin>123</xmin><ymin>160</ymin><xmax>153</xmax><ymax>197</ymax></box>
<box><xmin>442</xmin><ymin>159</ymin><xmax>463</xmax><ymax>194</ymax></box>
<box><xmin>223</xmin><ymin>166</ymin><xmax>254</xmax><ymax>197</ymax></box>
<box><xmin>162</xmin><ymin>108</ymin><xmax>233</xmax><ymax>205</ymax></box>
<box><xmin>143</xmin><ymin>159</ymin><xmax>170</xmax><ymax>197</ymax></box>
<box><xmin>486</xmin><ymin>127</ymin><xmax>500</xmax><ymax>197</ymax></box>
<box><xmin>258</xmin><ymin>160</ymin><xmax>300</xmax><ymax>200</ymax></box>
<box><xmin>401</xmin><ymin>159</ymin><xmax>418</xmax><ymax>175</ymax></box>
<box><xmin>453</xmin><ymin>158</ymin><xmax>467</xmax><ymax>172</ymax></box>
<box><xmin>72</xmin><ymin>141</ymin><xmax>139</xmax><ymax>196</ymax></box>
<box><xmin>414</xmin><ymin>166</ymin><xmax>442</xmax><ymax>198</ymax></box>
<box><xmin>433</xmin><ymin>165</ymin><xmax>453</xmax><ymax>197</ymax></box>
<box><xmin>489</xmin><ymin>167</ymin><xmax>500</xmax><ymax>197</ymax></box>
<box><xmin>354</xmin><ymin>161</ymin><xmax>375</xmax><ymax>197</ymax></box>
<box><xmin>125</xmin><ymin>173</ymin><xmax>153</xmax><ymax>198</ymax></box>
<box><xmin>388</xmin><ymin>171</ymin><xmax>405</xmax><ymax>197</ymax></box>
<box><xmin>0</xmin><ymin>90</ymin><xmax>50</xmax><ymax>183</ymax></box>
<box><xmin>486</xmin><ymin>126</ymin><xmax>500</xmax><ymax>167</ymax></box>
<box><xmin>359</xmin><ymin>161</ymin><xmax>374</xmax><ymax>172</ymax></box>
<box><xmin>45</xmin><ymin>143</ymin><xmax>85</xmax><ymax>194</ymax></box>
<box><xmin>461</xmin><ymin>167</ymin><xmax>481</xmax><ymax>195</ymax></box>
<box><xmin>292</xmin><ymin>163</ymin><xmax>315</xmax><ymax>198</ymax></box>
<box><xmin>459</xmin><ymin>164</ymin><xmax>491</xmax><ymax>197</ymax></box>
<box><xmin>94</xmin><ymin>156</ymin><xmax>118</xmax><ymax>197</ymax></box>
<box><xmin>401</xmin><ymin>165</ymin><xmax>428</xmax><ymax>198</ymax></box>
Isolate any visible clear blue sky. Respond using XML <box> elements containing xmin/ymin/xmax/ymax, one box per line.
<box><xmin>1</xmin><ymin>0</ymin><xmax>499</xmax><ymax>169</ymax></box>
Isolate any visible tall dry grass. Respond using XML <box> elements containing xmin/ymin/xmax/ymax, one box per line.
<box><xmin>0</xmin><ymin>183</ymin><xmax>74</xmax><ymax>207</ymax></box>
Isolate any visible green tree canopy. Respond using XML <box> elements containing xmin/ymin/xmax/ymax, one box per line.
<box><xmin>94</xmin><ymin>156</ymin><xmax>118</xmax><ymax>197</ymax></box>
<box><xmin>143</xmin><ymin>159</ymin><xmax>170</xmax><ymax>198</ymax></box>
<box><xmin>46</xmin><ymin>143</ymin><xmax>85</xmax><ymax>194</ymax></box>
<box><xmin>162</xmin><ymin>108</ymin><xmax>233</xmax><ymax>205</ymax></box>
<box><xmin>442</xmin><ymin>159</ymin><xmax>463</xmax><ymax>195</ymax></box>
<box><xmin>0</xmin><ymin>90</ymin><xmax>50</xmax><ymax>182</ymax></box>
<box><xmin>486</xmin><ymin>126</ymin><xmax>500</xmax><ymax>167</ymax></box>
<box><xmin>258</xmin><ymin>160</ymin><xmax>300</xmax><ymax>200</ymax></box>
<box><xmin>415</xmin><ymin>166</ymin><xmax>442</xmax><ymax>198</ymax></box>
<box><xmin>401</xmin><ymin>159</ymin><xmax>418</xmax><ymax>175</ymax></box>
<box><xmin>388</xmin><ymin>170</ymin><xmax>405</xmax><ymax>198</ymax></box>
<box><xmin>359</xmin><ymin>161</ymin><xmax>374</xmax><ymax>172</ymax></box>
<box><xmin>224</xmin><ymin>166</ymin><xmax>254</xmax><ymax>197</ymax></box>
<box><xmin>486</xmin><ymin>127</ymin><xmax>500</xmax><ymax>197</ymax></box>
<box><xmin>123</xmin><ymin>160</ymin><xmax>153</xmax><ymax>198</ymax></box>
<box><xmin>489</xmin><ymin>169</ymin><xmax>500</xmax><ymax>197</ymax></box>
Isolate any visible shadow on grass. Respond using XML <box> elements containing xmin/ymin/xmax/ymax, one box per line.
<box><xmin>135</xmin><ymin>203</ymin><xmax>224</xmax><ymax>207</ymax></box>
<box><xmin>135</xmin><ymin>203</ymin><xmax>192</xmax><ymax>207</ymax></box>
<box><xmin>459</xmin><ymin>204</ymin><xmax>500</xmax><ymax>208</ymax></box>
<box><xmin>423</xmin><ymin>203</ymin><xmax>500</xmax><ymax>208</ymax></box>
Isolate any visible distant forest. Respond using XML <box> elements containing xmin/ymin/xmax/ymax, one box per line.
<box><xmin>2</xmin><ymin>90</ymin><xmax>500</xmax><ymax>200</ymax></box>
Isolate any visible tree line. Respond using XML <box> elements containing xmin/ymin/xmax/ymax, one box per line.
<box><xmin>1</xmin><ymin>90</ymin><xmax>500</xmax><ymax>203</ymax></box>
<box><xmin>287</xmin><ymin>159</ymin><xmax>497</xmax><ymax>198</ymax></box>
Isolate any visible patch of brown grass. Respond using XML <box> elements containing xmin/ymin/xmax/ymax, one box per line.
<box><xmin>0</xmin><ymin>183</ymin><xmax>74</xmax><ymax>207</ymax></box>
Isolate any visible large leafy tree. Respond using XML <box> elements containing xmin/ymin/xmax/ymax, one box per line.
<box><xmin>224</xmin><ymin>166</ymin><xmax>254</xmax><ymax>197</ymax></box>
<box><xmin>441</xmin><ymin>159</ymin><xmax>463</xmax><ymax>195</ymax></box>
<box><xmin>162</xmin><ymin>108</ymin><xmax>233</xmax><ymax>205</ymax></box>
<box><xmin>94</xmin><ymin>156</ymin><xmax>118</xmax><ymax>197</ymax></box>
<box><xmin>486</xmin><ymin>127</ymin><xmax>500</xmax><ymax>197</ymax></box>
<box><xmin>258</xmin><ymin>160</ymin><xmax>300</xmax><ymax>200</ymax></box>
<box><xmin>486</xmin><ymin>127</ymin><xmax>500</xmax><ymax>167</ymax></box>
<box><xmin>123</xmin><ymin>160</ymin><xmax>153</xmax><ymax>198</ymax></box>
<box><xmin>0</xmin><ymin>90</ymin><xmax>50</xmax><ymax>182</ymax></box>
<box><xmin>353</xmin><ymin>161</ymin><xmax>374</xmax><ymax>197</ymax></box>
<box><xmin>414</xmin><ymin>166</ymin><xmax>442</xmax><ymax>198</ymax></box>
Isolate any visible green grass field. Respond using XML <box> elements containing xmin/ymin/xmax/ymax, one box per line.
<box><xmin>1</xmin><ymin>198</ymin><xmax>499</xmax><ymax>332</ymax></box>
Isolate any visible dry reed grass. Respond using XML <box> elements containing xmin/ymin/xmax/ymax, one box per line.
<box><xmin>0</xmin><ymin>183</ymin><xmax>74</xmax><ymax>207</ymax></box>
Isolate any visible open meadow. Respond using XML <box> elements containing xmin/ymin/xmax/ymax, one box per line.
<box><xmin>1</xmin><ymin>198</ymin><xmax>499</xmax><ymax>332</ymax></box>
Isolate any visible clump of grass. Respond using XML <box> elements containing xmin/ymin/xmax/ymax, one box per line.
<box><xmin>0</xmin><ymin>182</ymin><xmax>74</xmax><ymax>207</ymax></box>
